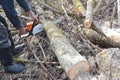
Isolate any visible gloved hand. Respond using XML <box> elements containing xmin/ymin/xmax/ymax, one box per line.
<box><xmin>19</xmin><ymin>26</ymin><xmax>26</xmax><ymax>34</ymax></box>
<box><xmin>29</xmin><ymin>10</ymin><xmax>37</xmax><ymax>20</ymax></box>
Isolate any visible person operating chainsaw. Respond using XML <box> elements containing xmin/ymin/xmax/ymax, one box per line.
<box><xmin>0</xmin><ymin>0</ymin><xmax>37</xmax><ymax>73</ymax></box>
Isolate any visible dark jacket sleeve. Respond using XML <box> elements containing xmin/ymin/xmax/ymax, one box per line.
<box><xmin>16</xmin><ymin>0</ymin><xmax>31</xmax><ymax>12</ymax></box>
<box><xmin>0</xmin><ymin>0</ymin><xmax>23</xmax><ymax>29</ymax></box>
<box><xmin>0</xmin><ymin>0</ymin><xmax>31</xmax><ymax>29</ymax></box>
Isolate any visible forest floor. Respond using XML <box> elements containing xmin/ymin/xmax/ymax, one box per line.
<box><xmin>0</xmin><ymin>0</ymin><xmax>120</xmax><ymax>80</ymax></box>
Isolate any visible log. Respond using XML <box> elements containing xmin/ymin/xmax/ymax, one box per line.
<box><xmin>81</xmin><ymin>28</ymin><xmax>120</xmax><ymax>48</ymax></box>
<box><xmin>70</xmin><ymin>0</ymin><xmax>109</xmax><ymax>38</ymax></box>
<box><xmin>92</xmin><ymin>21</ymin><xmax>120</xmax><ymax>44</ymax></box>
<box><xmin>70</xmin><ymin>0</ymin><xmax>106</xmax><ymax>37</ymax></box>
<box><xmin>96</xmin><ymin>48</ymin><xmax>120</xmax><ymax>80</ymax></box>
<box><xmin>84</xmin><ymin>0</ymin><xmax>94</xmax><ymax>28</ymax></box>
<box><xmin>44</xmin><ymin>22</ymin><xmax>94</xmax><ymax>80</ymax></box>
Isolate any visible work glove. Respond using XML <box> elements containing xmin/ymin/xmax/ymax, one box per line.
<box><xmin>29</xmin><ymin>10</ymin><xmax>37</xmax><ymax>21</ymax></box>
<box><xmin>19</xmin><ymin>10</ymin><xmax>37</xmax><ymax>35</ymax></box>
<box><xmin>19</xmin><ymin>26</ymin><xmax>27</xmax><ymax>35</ymax></box>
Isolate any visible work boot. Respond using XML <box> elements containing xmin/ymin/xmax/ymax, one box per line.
<box><xmin>4</xmin><ymin>63</ymin><xmax>25</xmax><ymax>73</ymax></box>
<box><xmin>0</xmin><ymin>47</ymin><xmax>25</xmax><ymax>73</ymax></box>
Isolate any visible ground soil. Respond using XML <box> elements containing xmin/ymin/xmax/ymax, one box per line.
<box><xmin>0</xmin><ymin>0</ymin><xmax>119</xmax><ymax>80</ymax></box>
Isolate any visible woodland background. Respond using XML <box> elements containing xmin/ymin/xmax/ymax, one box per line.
<box><xmin>0</xmin><ymin>0</ymin><xmax>120</xmax><ymax>80</ymax></box>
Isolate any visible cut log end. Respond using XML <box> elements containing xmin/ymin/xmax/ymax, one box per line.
<box><xmin>84</xmin><ymin>19</ymin><xmax>92</xmax><ymax>28</ymax></box>
<box><xmin>68</xmin><ymin>61</ymin><xmax>91</xmax><ymax>80</ymax></box>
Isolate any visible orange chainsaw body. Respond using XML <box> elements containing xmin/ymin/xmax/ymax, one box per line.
<box><xmin>26</xmin><ymin>21</ymin><xmax>39</xmax><ymax>32</ymax></box>
<box><xmin>26</xmin><ymin>21</ymin><xmax>33</xmax><ymax>31</ymax></box>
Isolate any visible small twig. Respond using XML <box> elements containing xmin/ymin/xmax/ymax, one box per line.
<box><xmin>110</xmin><ymin>2</ymin><xmax>117</xmax><ymax>28</ymax></box>
<box><xmin>60</xmin><ymin>0</ymin><xmax>76</xmax><ymax>39</ymax></box>
<box><xmin>93</xmin><ymin>0</ymin><xmax>102</xmax><ymax>13</ymax></box>
<box><xmin>36</xmin><ymin>35</ymin><xmax>47</xmax><ymax>61</ymax></box>
<box><xmin>33</xmin><ymin>52</ymin><xmax>55</xmax><ymax>79</ymax></box>
<box><xmin>33</xmin><ymin>51</ymin><xmax>47</xmax><ymax>71</ymax></box>
<box><xmin>13</xmin><ymin>58</ymin><xmax>59</xmax><ymax>64</ymax></box>
<box><xmin>60</xmin><ymin>0</ymin><xmax>70</xmax><ymax>21</ymax></box>
<box><xmin>18</xmin><ymin>15</ymin><xmax>32</xmax><ymax>20</ymax></box>
<box><xmin>104</xmin><ymin>0</ymin><xmax>109</xmax><ymax>4</ymax></box>
<box><xmin>24</xmin><ymin>36</ymin><xmax>55</xmax><ymax>79</ymax></box>
<box><xmin>100</xmin><ymin>0</ymin><xmax>116</xmax><ymax>16</ymax></box>
<box><xmin>12</xmin><ymin>74</ymin><xmax>37</xmax><ymax>79</ymax></box>
<box><xmin>109</xmin><ymin>53</ymin><xmax>114</xmax><ymax>80</ymax></box>
<box><xmin>38</xmin><ymin>36</ymin><xmax>49</xmax><ymax>44</ymax></box>
<box><xmin>25</xmin><ymin>36</ymin><xmax>46</xmax><ymax>70</ymax></box>
<box><xmin>36</xmin><ymin>0</ymin><xmax>61</xmax><ymax>13</ymax></box>
<box><xmin>24</xmin><ymin>37</ymin><xmax>33</xmax><ymax>79</ymax></box>
<box><xmin>79</xmin><ymin>31</ymin><xmax>101</xmax><ymax>52</ymax></box>
<box><xmin>9</xmin><ymin>75</ymin><xmax>12</xmax><ymax>80</ymax></box>
<box><xmin>60</xmin><ymin>0</ymin><xmax>75</xmax><ymax>32</ymax></box>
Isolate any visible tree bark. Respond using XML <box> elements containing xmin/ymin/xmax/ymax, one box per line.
<box><xmin>81</xmin><ymin>28</ymin><xmax>120</xmax><ymax>48</ymax></box>
<box><xmin>71</xmin><ymin>0</ymin><xmax>86</xmax><ymax>16</ymax></box>
<box><xmin>92</xmin><ymin>21</ymin><xmax>120</xmax><ymax>44</ymax></box>
<box><xmin>84</xmin><ymin>0</ymin><xmax>94</xmax><ymax>28</ymax></box>
<box><xmin>96</xmin><ymin>48</ymin><xmax>120</xmax><ymax>80</ymax></box>
<box><xmin>44</xmin><ymin>22</ymin><xmax>93</xmax><ymax>80</ymax></box>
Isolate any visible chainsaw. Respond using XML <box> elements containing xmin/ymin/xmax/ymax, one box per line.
<box><xmin>20</xmin><ymin>19</ymin><xmax>62</xmax><ymax>38</ymax></box>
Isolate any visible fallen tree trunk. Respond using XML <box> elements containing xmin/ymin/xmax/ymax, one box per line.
<box><xmin>81</xmin><ymin>28</ymin><xmax>120</xmax><ymax>48</ymax></box>
<box><xmin>92</xmin><ymin>21</ymin><xmax>120</xmax><ymax>44</ymax></box>
<box><xmin>44</xmin><ymin>22</ymin><xmax>95</xmax><ymax>80</ymax></box>
<box><xmin>36</xmin><ymin>0</ymin><xmax>112</xmax><ymax>43</ymax></box>
<box><xmin>96</xmin><ymin>48</ymin><xmax>120</xmax><ymax>80</ymax></box>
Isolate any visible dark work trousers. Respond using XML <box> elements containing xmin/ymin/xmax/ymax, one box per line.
<box><xmin>0</xmin><ymin>15</ymin><xmax>14</xmax><ymax>49</ymax></box>
<box><xmin>0</xmin><ymin>21</ymin><xmax>12</xmax><ymax>66</ymax></box>
<box><xmin>0</xmin><ymin>47</ymin><xmax>12</xmax><ymax>66</ymax></box>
